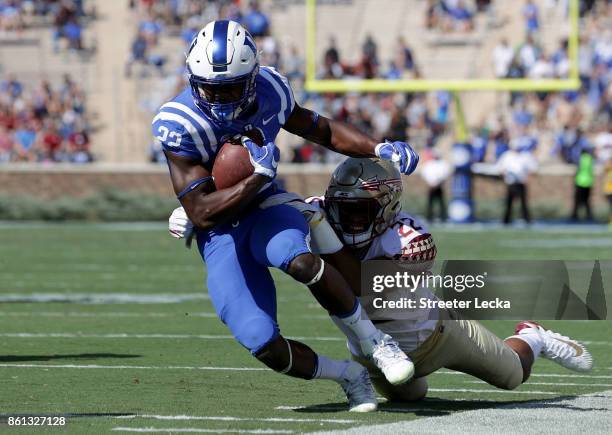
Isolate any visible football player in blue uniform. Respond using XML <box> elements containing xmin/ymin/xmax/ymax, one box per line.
<box><xmin>153</xmin><ymin>20</ymin><xmax>419</xmax><ymax>412</ymax></box>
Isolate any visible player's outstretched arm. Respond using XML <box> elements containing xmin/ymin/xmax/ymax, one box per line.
<box><xmin>284</xmin><ymin>104</ymin><xmax>377</xmax><ymax>157</ymax></box>
<box><xmin>284</xmin><ymin>105</ymin><xmax>419</xmax><ymax>175</ymax></box>
<box><xmin>164</xmin><ymin>151</ymin><xmax>270</xmax><ymax>231</ymax></box>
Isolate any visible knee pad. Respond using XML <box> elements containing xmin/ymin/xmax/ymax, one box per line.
<box><xmin>232</xmin><ymin>315</ymin><xmax>279</xmax><ymax>354</ymax></box>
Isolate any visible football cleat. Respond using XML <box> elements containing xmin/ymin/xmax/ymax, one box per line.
<box><xmin>515</xmin><ymin>321</ymin><xmax>593</xmax><ymax>372</ymax></box>
<box><xmin>339</xmin><ymin>361</ymin><xmax>378</xmax><ymax>412</ymax></box>
<box><xmin>360</xmin><ymin>331</ymin><xmax>415</xmax><ymax>385</ymax></box>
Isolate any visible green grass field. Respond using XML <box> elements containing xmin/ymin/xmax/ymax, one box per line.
<box><xmin>1</xmin><ymin>223</ymin><xmax>611</xmax><ymax>433</ymax></box>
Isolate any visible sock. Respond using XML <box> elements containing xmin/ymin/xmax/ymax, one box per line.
<box><xmin>313</xmin><ymin>355</ymin><xmax>351</xmax><ymax>382</ymax></box>
<box><xmin>509</xmin><ymin>328</ymin><xmax>544</xmax><ymax>357</ymax></box>
<box><xmin>331</xmin><ymin>300</ymin><xmax>378</xmax><ymax>343</ymax></box>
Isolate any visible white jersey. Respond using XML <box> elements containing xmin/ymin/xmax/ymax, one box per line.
<box><xmin>303</xmin><ymin>197</ymin><xmax>440</xmax><ymax>354</ymax></box>
<box><xmin>354</xmin><ymin>211</ymin><xmax>439</xmax><ymax>355</ymax></box>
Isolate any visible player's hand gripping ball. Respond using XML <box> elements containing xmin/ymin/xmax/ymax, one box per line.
<box><xmin>241</xmin><ymin>137</ymin><xmax>280</xmax><ymax>180</ymax></box>
<box><xmin>212</xmin><ymin>133</ymin><xmax>280</xmax><ymax>189</ymax></box>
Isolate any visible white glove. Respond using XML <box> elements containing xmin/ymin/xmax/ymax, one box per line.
<box><xmin>169</xmin><ymin>206</ymin><xmax>194</xmax><ymax>240</ymax></box>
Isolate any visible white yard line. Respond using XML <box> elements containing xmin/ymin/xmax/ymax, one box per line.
<box><xmin>0</xmin><ymin>363</ymin><xmax>266</xmax><ymax>371</ymax></box>
<box><xmin>0</xmin><ymin>311</ymin><xmax>328</xmax><ymax>320</ymax></box>
<box><xmin>5</xmin><ymin>364</ymin><xmax>602</xmax><ymax>387</ymax></box>
<box><xmin>466</xmin><ymin>381</ymin><xmax>612</xmax><ymax>387</ymax></box>
<box><xmin>0</xmin><ymin>311</ymin><xmax>217</xmax><ymax>318</ymax></box>
<box><xmin>427</xmin><ymin>388</ymin><xmax>558</xmax><ymax>395</ymax></box>
<box><xmin>112</xmin><ymin>428</ymin><xmax>292</xmax><ymax>434</ymax></box>
<box><xmin>115</xmin><ymin>415</ymin><xmax>356</xmax><ymax>424</ymax></box>
<box><xmin>0</xmin><ymin>332</ymin><xmax>343</xmax><ymax>341</ymax></box>
<box><xmin>275</xmin><ymin>405</ymin><xmax>441</xmax><ymax>413</ymax></box>
<box><xmin>0</xmin><ymin>293</ymin><xmax>209</xmax><ymax>304</ymax></box>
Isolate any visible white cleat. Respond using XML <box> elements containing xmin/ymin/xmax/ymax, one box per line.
<box><xmin>515</xmin><ymin>321</ymin><xmax>593</xmax><ymax>372</ymax></box>
<box><xmin>339</xmin><ymin>361</ymin><xmax>378</xmax><ymax>412</ymax></box>
<box><xmin>360</xmin><ymin>331</ymin><xmax>415</xmax><ymax>385</ymax></box>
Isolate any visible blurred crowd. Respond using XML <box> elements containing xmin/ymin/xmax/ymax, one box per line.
<box><xmin>138</xmin><ymin>0</ymin><xmax>611</xmax><ymax>224</ymax></box>
<box><xmin>0</xmin><ymin>0</ymin><xmax>90</xmax><ymax>52</ymax></box>
<box><xmin>0</xmin><ymin>74</ymin><xmax>93</xmax><ymax>163</ymax></box>
<box><xmin>425</xmin><ymin>0</ymin><xmax>493</xmax><ymax>33</ymax></box>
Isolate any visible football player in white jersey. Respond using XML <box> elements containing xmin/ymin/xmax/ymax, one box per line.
<box><xmin>170</xmin><ymin>157</ymin><xmax>593</xmax><ymax>402</ymax></box>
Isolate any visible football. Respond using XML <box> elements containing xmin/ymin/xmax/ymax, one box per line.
<box><xmin>212</xmin><ymin>142</ymin><xmax>254</xmax><ymax>190</ymax></box>
<box><xmin>212</xmin><ymin>130</ymin><xmax>264</xmax><ymax>189</ymax></box>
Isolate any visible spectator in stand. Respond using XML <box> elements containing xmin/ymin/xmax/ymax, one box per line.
<box><xmin>552</xmin><ymin>124</ymin><xmax>591</xmax><ymax>164</ymax></box>
<box><xmin>322</xmin><ymin>36</ymin><xmax>343</xmax><ymax>78</ymax></box>
<box><xmin>571</xmin><ymin>145</ymin><xmax>595</xmax><ymax>222</ymax></box>
<box><xmin>126</xmin><ymin>30</ymin><xmax>149</xmax><ymax>77</ymax></box>
<box><xmin>243</xmin><ymin>0</ymin><xmax>270</xmax><ymax>37</ymax></box>
<box><xmin>518</xmin><ymin>35</ymin><xmax>540</xmax><ymax>73</ymax></box>
<box><xmin>63</xmin><ymin>18</ymin><xmax>83</xmax><ymax>50</ymax></box>
<box><xmin>139</xmin><ymin>11</ymin><xmax>163</xmax><ymax>47</ymax></box>
<box><xmin>53</xmin><ymin>0</ymin><xmax>78</xmax><ymax>52</ymax></box>
<box><xmin>529</xmin><ymin>53</ymin><xmax>554</xmax><ymax>79</ymax></box>
<box><xmin>397</xmin><ymin>36</ymin><xmax>415</xmax><ymax>72</ymax></box>
<box><xmin>552</xmin><ymin>39</ymin><xmax>570</xmax><ymax>78</ymax></box>
<box><xmin>1</xmin><ymin>73</ymin><xmax>23</xmax><ymax>99</ymax></box>
<box><xmin>493</xmin><ymin>119</ymin><xmax>510</xmax><ymax>160</ymax></box>
<box><xmin>0</xmin><ymin>125</ymin><xmax>13</xmax><ymax>162</ymax></box>
<box><xmin>421</xmin><ymin>150</ymin><xmax>452</xmax><ymax>222</ymax></box>
<box><xmin>447</xmin><ymin>0</ymin><xmax>474</xmax><ymax>32</ymax></box>
<box><xmin>362</xmin><ymin>34</ymin><xmax>379</xmax><ymax>67</ymax></box>
<box><xmin>0</xmin><ymin>0</ymin><xmax>25</xmax><ymax>35</ymax></box>
<box><xmin>260</xmin><ymin>35</ymin><xmax>281</xmax><ymax>70</ymax></box>
<box><xmin>284</xmin><ymin>44</ymin><xmax>304</xmax><ymax>82</ymax></box>
<box><xmin>497</xmin><ymin>146</ymin><xmax>538</xmax><ymax>225</ymax></box>
<box><xmin>510</xmin><ymin>126</ymin><xmax>539</xmax><ymax>153</ymax></box>
<box><xmin>13</xmin><ymin>119</ymin><xmax>37</xmax><ymax>162</ymax></box>
<box><xmin>523</xmin><ymin>0</ymin><xmax>540</xmax><ymax>35</ymax></box>
<box><xmin>493</xmin><ymin>38</ymin><xmax>515</xmax><ymax>78</ymax></box>
<box><xmin>40</xmin><ymin>120</ymin><xmax>63</xmax><ymax>162</ymax></box>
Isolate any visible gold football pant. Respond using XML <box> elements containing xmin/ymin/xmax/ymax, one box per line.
<box><xmin>353</xmin><ymin>309</ymin><xmax>524</xmax><ymax>401</ymax></box>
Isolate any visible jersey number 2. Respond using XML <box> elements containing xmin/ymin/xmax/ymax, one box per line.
<box><xmin>156</xmin><ymin>126</ymin><xmax>182</xmax><ymax>147</ymax></box>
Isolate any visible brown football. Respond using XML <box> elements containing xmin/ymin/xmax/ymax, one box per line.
<box><xmin>212</xmin><ymin>142</ymin><xmax>254</xmax><ymax>190</ymax></box>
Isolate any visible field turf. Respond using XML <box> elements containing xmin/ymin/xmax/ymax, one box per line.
<box><xmin>0</xmin><ymin>223</ymin><xmax>611</xmax><ymax>433</ymax></box>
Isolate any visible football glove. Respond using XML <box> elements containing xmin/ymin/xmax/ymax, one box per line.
<box><xmin>169</xmin><ymin>206</ymin><xmax>194</xmax><ymax>240</ymax></box>
<box><xmin>242</xmin><ymin>137</ymin><xmax>280</xmax><ymax>180</ymax></box>
<box><xmin>374</xmin><ymin>141</ymin><xmax>419</xmax><ymax>175</ymax></box>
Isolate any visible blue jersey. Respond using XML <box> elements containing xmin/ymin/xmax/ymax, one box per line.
<box><xmin>152</xmin><ymin>66</ymin><xmax>295</xmax><ymax>172</ymax></box>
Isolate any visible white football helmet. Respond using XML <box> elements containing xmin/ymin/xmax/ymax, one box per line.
<box><xmin>186</xmin><ymin>20</ymin><xmax>259</xmax><ymax>123</ymax></box>
<box><xmin>325</xmin><ymin>158</ymin><xmax>403</xmax><ymax>248</ymax></box>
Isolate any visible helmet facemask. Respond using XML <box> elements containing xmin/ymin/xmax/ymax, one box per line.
<box><xmin>324</xmin><ymin>158</ymin><xmax>403</xmax><ymax>250</ymax></box>
<box><xmin>188</xmin><ymin>65</ymin><xmax>258</xmax><ymax>123</ymax></box>
<box><xmin>326</xmin><ymin>197</ymin><xmax>386</xmax><ymax>248</ymax></box>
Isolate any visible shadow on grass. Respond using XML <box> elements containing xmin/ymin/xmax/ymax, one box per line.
<box><xmin>0</xmin><ymin>353</ymin><xmax>141</xmax><ymax>362</ymax></box>
<box><xmin>291</xmin><ymin>395</ymin><xmax>585</xmax><ymax>415</ymax></box>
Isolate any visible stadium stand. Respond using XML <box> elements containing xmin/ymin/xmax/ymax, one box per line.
<box><xmin>0</xmin><ymin>0</ymin><xmax>610</xmax><ymax>222</ymax></box>
<box><xmin>0</xmin><ymin>0</ymin><xmax>95</xmax><ymax>163</ymax></box>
